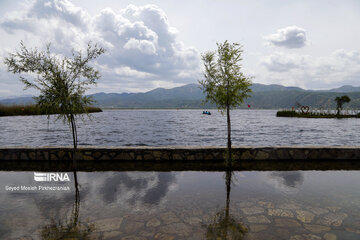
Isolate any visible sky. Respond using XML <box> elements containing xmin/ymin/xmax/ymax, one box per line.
<box><xmin>0</xmin><ymin>0</ymin><xmax>359</xmax><ymax>97</ymax></box>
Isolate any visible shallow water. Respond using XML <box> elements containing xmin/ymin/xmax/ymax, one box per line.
<box><xmin>0</xmin><ymin>109</ymin><xmax>360</xmax><ymax>146</ymax></box>
<box><xmin>1</xmin><ymin>170</ymin><xmax>360</xmax><ymax>239</ymax></box>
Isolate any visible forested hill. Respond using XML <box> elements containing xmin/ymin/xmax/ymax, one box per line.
<box><xmin>2</xmin><ymin>83</ymin><xmax>360</xmax><ymax>109</ymax></box>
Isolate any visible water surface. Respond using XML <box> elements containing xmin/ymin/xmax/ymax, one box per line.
<box><xmin>1</xmin><ymin>170</ymin><xmax>360</xmax><ymax>239</ymax></box>
<box><xmin>1</xmin><ymin>109</ymin><xmax>359</xmax><ymax>146</ymax></box>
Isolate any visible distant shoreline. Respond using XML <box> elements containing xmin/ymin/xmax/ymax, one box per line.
<box><xmin>277</xmin><ymin>110</ymin><xmax>360</xmax><ymax>118</ymax></box>
<box><xmin>0</xmin><ymin>105</ymin><xmax>102</xmax><ymax>117</ymax></box>
<box><xmin>100</xmin><ymin>108</ymin><xmax>267</xmax><ymax>110</ymax></box>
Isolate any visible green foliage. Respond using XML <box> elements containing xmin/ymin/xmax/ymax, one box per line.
<box><xmin>335</xmin><ymin>95</ymin><xmax>351</xmax><ymax>115</ymax></box>
<box><xmin>199</xmin><ymin>40</ymin><xmax>252</xmax><ymax>162</ymax></box>
<box><xmin>4</xmin><ymin>41</ymin><xmax>105</xmax><ymax>123</ymax></box>
<box><xmin>276</xmin><ymin>110</ymin><xmax>360</xmax><ymax>118</ymax></box>
<box><xmin>0</xmin><ymin>104</ymin><xmax>41</xmax><ymax>116</ymax></box>
<box><xmin>276</xmin><ymin>110</ymin><xmax>300</xmax><ymax>117</ymax></box>
<box><xmin>199</xmin><ymin>41</ymin><xmax>252</xmax><ymax>112</ymax></box>
<box><xmin>0</xmin><ymin>104</ymin><xmax>101</xmax><ymax>117</ymax></box>
<box><xmin>4</xmin><ymin>41</ymin><xmax>105</xmax><ymax>150</ymax></box>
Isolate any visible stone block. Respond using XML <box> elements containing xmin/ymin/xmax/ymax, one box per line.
<box><xmin>255</xmin><ymin>151</ymin><xmax>269</xmax><ymax>160</ymax></box>
<box><xmin>28</xmin><ymin>152</ymin><xmax>36</xmax><ymax>160</ymax></box>
<box><xmin>42</xmin><ymin>151</ymin><xmax>50</xmax><ymax>161</ymax></box>
<box><xmin>204</xmin><ymin>154</ymin><xmax>214</xmax><ymax>160</ymax></box>
<box><xmin>20</xmin><ymin>152</ymin><xmax>28</xmax><ymax>160</ymax></box>
<box><xmin>291</xmin><ymin>149</ymin><xmax>306</xmax><ymax>160</ymax></box>
<box><xmin>74</xmin><ymin>152</ymin><xmax>83</xmax><ymax>160</ymax></box>
<box><xmin>49</xmin><ymin>153</ymin><xmax>58</xmax><ymax>161</ymax></box>
<box><xmin>82</xmin><ymin>155</ymin><xmax>94</xmax><ymax>161</ymax></box>
<box><xmin>195</xmin><ymin>153</ymin><xmax>204</xmax><ymax>160</ymax></box>
<box><xmin>172</xmin><ymin>153</ymin><xmax>183</xmax><ymax>161</ymax></box>
<box><xmin>240</xmin><ymin>150</ymin><xmax>253</xmax><ymax>160</ymax></box>
<box><xmin>11</xmin><ymin>152</ymin><xmax>19</xmax><ymax>160</ymax></box>
<box><xmin>114</xmin><ymin>152</ymin><xmax>133</xmax><ymax>160</ymax></box>
<box><xmin>153</xmin><ymin>151</ymin><xmax>162</xmax><ymax>159</ymax></box>
<box><xmin>143</xmin><ymin>153</ymin><xmax>153</xmax><ymax>161</ymax></box>
<box><xmin>164</xmin><ymin>152</ymin><xmax>173</xmax><ymax>160</ymax></box>
<box><xmin>92</xmin><ymin>151</ymin><xmax>102</xmax><ymax>159</ymax></box>
<box><xmin>99</xmin><ymin>154</ymin><xmax>111</xmax><ymax>161</ymax></box>
<box><xmin>276</xmin><ymin>149</ymin><xmax>290</xmax><ymax>159</ymax></box>
<box><xmin>57</xmin><ymin>151</ymin><xmax>66</xmax><ymax>160</ymax></box>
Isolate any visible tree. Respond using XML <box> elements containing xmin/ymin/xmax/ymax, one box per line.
<box><xmin>206</xmin><ymin>171</ymin><xmax>247</xmax><ymax>239</ymax></box>
<box><xmin>4</xmin><ymin>41</ymin><xmax>105</xmax><ymax>165</ymax></box>
<box><xmin>335</xmin><ymin>95</ymin><xmax>351</xmax><ymax>115</ymax></box>
<box><xmin>40</xmin><ymin>176</ymin><xmax>100</xmax><ymax>240</ymax></box>
<box><xmin>199</xmin><ymin>41</ymin><xmax>252</xmax><ymax>164</ymax></box>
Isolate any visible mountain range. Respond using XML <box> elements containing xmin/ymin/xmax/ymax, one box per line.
<box><xmin>1</xmin><ymin>83</ymin><xmax>360</xmax><ymax>109</ymax></box>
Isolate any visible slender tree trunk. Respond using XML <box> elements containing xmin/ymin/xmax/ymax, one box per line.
<box><xmin>225</xmin><ymin>72</ymin><xmax>232</xmax><ymax>165</ymax></box>
<box><xmin>225</xmin><ymin>170</ymin><xmax>231</xmax><ymax>216</ymax></box>
<box><xmin>224</xmin><ymin>170</ymin><xmax>232</xmax><ymax>239</ymax></box>
<box><xmin>70</xmin><ymin>114</ymin><xmax>77</xmax><ymax>169</ymax></box>
<box><xmin>226</xmin><ymin>105</ymin><xmax>231</xmax><ymax>165</ymax></box>
<box><xmin>73</xmin><ymin>171</ymin><xmax>80</xmax><ymax>227</ymax></box>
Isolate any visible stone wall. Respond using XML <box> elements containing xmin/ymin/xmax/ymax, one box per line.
<box><xmin>1</xmin><ymin>146</ymin><xmax>360</xmax><ymax>161</ymax></box>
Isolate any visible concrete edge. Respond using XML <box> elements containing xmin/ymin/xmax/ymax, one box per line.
<box><xmin>1</xmin><ymin>146</ymin><xmax>360</xmax><ymax>161</ymax></box>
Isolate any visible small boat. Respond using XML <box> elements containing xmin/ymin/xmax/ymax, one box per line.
<box><xmin>203</xmin><ymin>111</ymin><xmax>211</xmax><ymax>115</ymax></box>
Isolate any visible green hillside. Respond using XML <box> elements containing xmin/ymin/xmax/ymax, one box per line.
<box><xmin>2</xmin><ymin>83</ymin><xmax>360</xmax><ymax>109</ymax></box>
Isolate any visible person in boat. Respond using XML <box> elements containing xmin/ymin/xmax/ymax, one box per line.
<box><xmin>203</xmin><ymin>110</ymin><xmax>211</xmax><ymax>115</ymax></box>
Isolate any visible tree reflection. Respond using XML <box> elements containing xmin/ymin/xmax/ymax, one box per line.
<box><xmin>40</xmin><ymin>172</ymin><xmax>101</xmax><ymax>240</ymax></box>
<box><xmin>206</xmin><ymin>170</ymin><xmax>247</xmax><ymax>240</ymax></box>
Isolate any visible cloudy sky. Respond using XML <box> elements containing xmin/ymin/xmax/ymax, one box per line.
<box><xmin>0</xmin><ymin>0</ymin><xmax>359</xmax><ymax>97</ymax></box>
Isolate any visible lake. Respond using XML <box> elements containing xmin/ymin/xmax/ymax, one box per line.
<box><xmin>1</xmin><ymin>109</ymin><xmax>359</xmax><ymax>146</ymax></box>
<box><xmin>1</xmin><ymin>109</ymin><xmax>360</xmax><ymax>239</ymax></box>
<box><xmin>1</xmin><ymin>170</ymin><xmax>360</xmax><ymax>239</ymax></box>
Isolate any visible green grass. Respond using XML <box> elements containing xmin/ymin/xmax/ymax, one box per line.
<box><xmin>276</xmin><ymin>110</ymin><xmax>360</xmax><ymax>118</ymax></box>
<box><xmin>0</xmin><ymin>105</ymin><xmax>102</xmax><ymax>117</ymax></box>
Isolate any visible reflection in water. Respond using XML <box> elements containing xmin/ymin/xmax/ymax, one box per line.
<box><xmin>267</xmin><ymin>171</ymin><xmax>304</xmax><ymax>192</ymax></box>
<box><xmin>206</xmin><ymin>171</ymin><xmax>247</xmax><ymax>239</ymax></box>
<box><xmin>40</xmin><ymin>172</ymin><xmax>100</xmax><ymax>240</ymax></box>
<box><xmin>99</xmin><ymin>172</ymin><xmax>176</xmax><ymax>206</ymax></box>
<box><xmin>0</xmin><ymin>171</ymin><xmax>177</xmax><ymax>239</ymax></box>
<box><xmin>2</xmin><ymin>170</ymin><xmax>360</xmax><ymax>239</ymax></box>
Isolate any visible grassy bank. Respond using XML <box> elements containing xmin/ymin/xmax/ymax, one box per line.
<box><xmin>276</xmin><ymin>110</ymin><xmax>360</xmax><ymax>118</ymax></box>
<box><xmin>0</xmin><ymin>105</ymin><xmax>102</xmax><ymax>117</ymax></box>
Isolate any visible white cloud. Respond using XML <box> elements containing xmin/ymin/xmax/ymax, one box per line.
<box><xmin>260</xmin><ymin>49</ymin><xmax>360</xmax><ymax>89</ymax></box>
<box><xmin>261</xmin><ymin>52</ymin><xmax>307</xmax><ymax>72</ymax></box>
<box><xmin>112</xmin><ymin>66</ymin><xmax>155</xmax><ymax>79</ymax></box>
<box><xmin>0</xmin><ymin>0</ymin><xmax>201</xmax><ymax>95</ymax></box>
<box><xmin>265</xmin><ymin>26</ymin><xmax>307</xmax><ymax>49</ymax></box>
<box><xmin>28</xmin><ymin>0</ymin><xmax>90</xmax><ymax>30</ymax></box>
<box><xmin>123</xmin><ymin>38</ymin><xmax>156</xmax><ymax>55</ymax></box>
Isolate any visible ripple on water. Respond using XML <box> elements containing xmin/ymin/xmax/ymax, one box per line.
<box><xmin>1</xmin><ymin>109</ymin><xmax>360</xmax><ymax>146</ymax></box>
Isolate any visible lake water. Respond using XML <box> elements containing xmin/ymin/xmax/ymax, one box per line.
<box><xmin>2</xmin><ymin>110</ymin><xmax>360</xmax><ymax>239</ymax></box>
<box><xmin>1</xmin><ymin>170</ymin><xmax>360</xmax><ymax>239</ymax></box>
<box><xmin>1</xmin><ymin>109</ymin><xmax>359</xmax><ymax>146</ymax></box>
